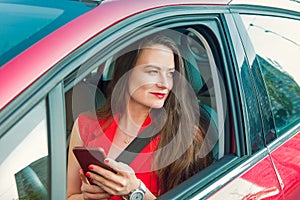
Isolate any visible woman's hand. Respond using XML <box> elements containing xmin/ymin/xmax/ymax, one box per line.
<box><xmin>85</xmin><ymin>158</ymin><xmax>140</xmax><ymax>197</ymax></box>
<box><xmin>79</xmin><ymin>169</ymin><xmax>111</xmax><ymax>200</ymax></box>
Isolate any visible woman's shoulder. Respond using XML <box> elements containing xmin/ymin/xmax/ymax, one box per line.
<box><xmin>77</xmin><ymin>112</ymin><xmax>109</xmax><ymax>143</ymax></box>
<box><xmin>77</xmin><ymin>112</ymin><xmax>110</xmax><ymax>132</ymax></box>
<box><xmin>77</xmin><ymin>112</ymin><xmax>102</xmax><ymax>132</ymax></box>
<box><xmin>78</xmin><ymin>111</ymin><xmax>99</xmax><ymax>123</ymax></box>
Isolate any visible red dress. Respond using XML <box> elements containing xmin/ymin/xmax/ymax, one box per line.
<box><xmin>78</xmin><ymin>113</ymin><xmax>160</xmax><ymax>199</ymax></box>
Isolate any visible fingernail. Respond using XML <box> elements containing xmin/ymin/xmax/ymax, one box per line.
<box><xmin>88</xmin><ymin>165</ymin><xmax>93</xmax><ymax>170</ymax></box>
<box><xmin>85</xmin><ymin>172</ymin><xmax>90</xmax><ymax>177</ymax></box>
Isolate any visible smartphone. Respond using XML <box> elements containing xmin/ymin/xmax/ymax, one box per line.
<box><xmin>72</xmin><ymin>146</ymin><xmax>116</xmax><ymax>178</ymax></box>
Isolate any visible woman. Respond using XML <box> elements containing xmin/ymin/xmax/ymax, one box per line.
<box><xmin>67</xmin><ymin>34</ymin><xmax>212</xmax><ymax>200</ymax></box>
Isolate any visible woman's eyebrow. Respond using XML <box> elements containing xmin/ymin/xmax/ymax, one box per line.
<box><xmin>143</xmin><ymin>65</ymin><xmax>175</xmax><ymax>70</ymax></box>
<box><xmin>143</xmin><ymin>65</ymin><xmax>161</xmax><ymax>69</ymax></box>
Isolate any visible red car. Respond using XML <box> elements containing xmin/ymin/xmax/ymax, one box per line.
<box><xmin>0</xmin><ymin>0</ymin><xmax>299</xmax><ymax>199</ymax></box>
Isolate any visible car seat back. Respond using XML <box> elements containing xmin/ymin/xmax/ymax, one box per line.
<box><xmin>180</xmin><ymin>34</ymin><xmax>220</xmax><ymax>161</ymax></box>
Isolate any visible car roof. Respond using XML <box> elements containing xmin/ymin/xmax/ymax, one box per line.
<box><xmin>0</xmin><ymin>0</ymin><xmax>229</xmax><ymax>110</ymax></box>
<box><xmin>230</xmin><ymin>0</ymin><xmax>300</xmax><ymax>13</ymax></box>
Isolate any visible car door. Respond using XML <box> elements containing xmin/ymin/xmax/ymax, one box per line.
<box><xmin>238</xmin><ymin>8</ymin><xmax>300</xmax><ymax>200</ymax></box>
<box><xmin>197</xmin><ymin>11</ymin><xmax>284</xmax><ymax>200</ymax></box>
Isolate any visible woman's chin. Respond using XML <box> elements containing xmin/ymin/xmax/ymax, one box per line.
<box><xmin>150</xmin><ymin>103</ymin><xmax>165</xmax><ymax>109</ymax></box>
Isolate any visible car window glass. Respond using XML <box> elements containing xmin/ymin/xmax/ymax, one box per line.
<box><xmin>0</xmin><ymin>1</ymin><xmax>94</xmax><ymax>67</ymax></box>
<box><xmin>0</xmin><ymin>100</ymin><xmax>49</xmax><ymax>200</ymax></box>
<box><xmin>0</xmin><ymin>4</ymin><xmax>63</xmax><ymax>56</ymax></box>
<box><xmin>241</xmin><ymin>15</ymin><xmax>300</xmax><ymax>135</ymax></box>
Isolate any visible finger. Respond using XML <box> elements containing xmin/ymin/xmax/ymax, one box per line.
<box><xmin>104</xmin><ymin>158</ymin><xmax>134</xmax><ymax>175</ymax></box>
<box><xmin>87</xmin><ymin>169</ymin><xmax>138</xmax><ymax>196</ymax></box>
<box><xmin>79</xmin><ymin>169</ymin><xmax>90</xmax><ymax>185</ymax></box>
<box><xmin>88</xmin><ymin>162</ymin><xmax>125</xmax><ymax>183</ymax></box>
<box><xmin>87</xmin><ymin>161</ymin><xmax>136</xmax><ymax>193</ymax></box>
<box><xmin>86</xmin><ymin>169</ymin><xmax>128</xmax><ymax>195</ymax></box>
<box><xmin>81</xmin><ymin>182</ymin><xmax>111</xmax><ymax>198</ymax></box>
<box><xmin>82</xmin><ymin>190</ymin><xmax>111</xmax><ymax>200</ymax></box>
<box><xmin>92</xmin><ymin>178</ymin><xmax>125</xmax><ymax>196</ymax></box>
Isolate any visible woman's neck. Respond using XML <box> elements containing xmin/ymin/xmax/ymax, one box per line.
<box><xmin>118</xmin><ymin>103</ymin><xmax>149</xmax><ymax>136</ymax></box>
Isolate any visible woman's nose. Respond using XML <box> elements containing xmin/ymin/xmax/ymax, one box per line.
<box><xmin>156</xmin><ymin>74</ymin><xmax>171</xmax><ymax>88</ymax></box>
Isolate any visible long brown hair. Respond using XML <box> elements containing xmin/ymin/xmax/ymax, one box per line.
<box><xmin>97</xmin><ymin>34</ymin><xmax>212</xmax><ymax>193</ymax></box>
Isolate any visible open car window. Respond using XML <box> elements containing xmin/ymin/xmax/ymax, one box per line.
<box><xmin>64</xmin><ymin>24</ymin><xmax>234</xmax><ymax>198</ymax></box>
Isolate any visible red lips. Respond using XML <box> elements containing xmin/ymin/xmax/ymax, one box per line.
<box><xmin>151</xmin><ymin>92</ymin><xmax>166</xmax><ymax>99</ymax></box>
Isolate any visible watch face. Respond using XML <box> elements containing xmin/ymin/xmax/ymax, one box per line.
<box><xmin>130</xmin><ymin>191</ymin><xmax>144</xmax><ymax>200</ymax></box>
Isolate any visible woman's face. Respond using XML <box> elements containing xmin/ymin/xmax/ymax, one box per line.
<box><xmin>128</xmin><ymin>44</ymin><xmax>175</xmax><ymax>110</ymax></box>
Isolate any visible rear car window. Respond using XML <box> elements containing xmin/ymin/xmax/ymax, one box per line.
<box><xmin>241</xmin><ymin>14</ymin><xmax>300</xmax><ymax>135</ymax></box>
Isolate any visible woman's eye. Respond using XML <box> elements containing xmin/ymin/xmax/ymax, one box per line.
<box><xmin>148</xmin><ymin>70</ymin><xmax>158</xmax><ymax>74</ymax></box>
<box><xmin>168</xmin><ymin>71</ymin><xmax>175</xmax><ymax>77</ymax></box>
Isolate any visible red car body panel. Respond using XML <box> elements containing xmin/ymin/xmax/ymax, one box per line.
<box><xmin>269</xmin><ymin>132</ymin><xmax>300</xmax><ymax>199</ymax></box>
<box><xmin>240</xmin><ymin>157</ymin><xmax>283</xmax><ymax>199</ymax></box>
<box><xmin>208</xmin><ymin>155</ymin><xmax>283</xmax><ymax>199</ymax></box>
<box><xmin>208</xmin><ymin>131</ymin><xmax>300</xmax><ymax>199</ymax></box>
<box><xmin>0</xmin><ymin>0</ymin><xmax>228</xmax><ymax>110</ymax></box>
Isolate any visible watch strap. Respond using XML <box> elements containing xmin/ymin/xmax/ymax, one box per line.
<box><xmin>138</xmin><ymin>179</ymin><xmax>146</xmax><ymax>193</ymax></box>
<box><xmin>124</xmin><ymin>179</ymin><xmax>146</xmax><ymax>200</ymax></box>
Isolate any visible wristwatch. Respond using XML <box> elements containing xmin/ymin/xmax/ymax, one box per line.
<box><xmin>128</xmin><ymin>179</ymin><xmax>146</xmax><ymax>200</ymax></box>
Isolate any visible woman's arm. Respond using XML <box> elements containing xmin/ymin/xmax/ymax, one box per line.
<box><xmin>67</xmin><ymin>119</ymin><xmax>84</xmax><ymax>199</ymax></box>
<box><xmin>67</xmin><ymin>119</ymin><xmax>110</xmax><ymax>200</ymax></box>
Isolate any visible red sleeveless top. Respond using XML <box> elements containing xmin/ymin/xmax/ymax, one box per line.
<box><xmin>78</xmin><ymin>113</ymin><xmax>160</xmax><ymax>199</ymax></box>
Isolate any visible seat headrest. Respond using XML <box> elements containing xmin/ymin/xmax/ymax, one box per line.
<box><xmin>180</xmin><ymin>44</ymin><xmax>203</xmax><ymax>94</ymax></box>
<box><xmin>72</xmin><ymin>81</ymin><xmax>106</xmax><ymax>118</ymax></box>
